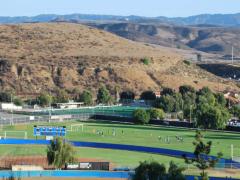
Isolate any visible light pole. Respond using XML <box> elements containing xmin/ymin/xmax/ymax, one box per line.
<box><xmin>190</xmin><ymin>105</ymin><xmax>192</xmax><ymax>124</ymax></box>
<box><xmin>181</xmin><ymin>98</ymin><xmax>184</xmax><ymax>120</ymax></box>
<box><xmin>48</xmin><ymin>107</ymin><xmax>51</xmax><ymax>123</ymax></box>
<box><xmin>11</xmin><ymin>94</ymin><xmax>13</xmax><ymax>125</ymax></box>
<box><xmin>48</xmin><ymin>93</ymin><xmax>52</xmax><ymax>123</ymax></box>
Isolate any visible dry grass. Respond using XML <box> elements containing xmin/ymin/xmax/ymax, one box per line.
<box><xmin>185</xmin><ymin>168</ymin><xmax>240</xmax><ymax>179</ymax></box>
<box><xmin>0</xmin><ymin>22</ymin><xmax>238</xmax><ymax>97</ymax></box>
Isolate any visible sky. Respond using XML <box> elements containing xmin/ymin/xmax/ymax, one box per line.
<box><xmin>0</xmin><ymin>0</ymin><xmax>240</xmax><ymax>17</ymax></box>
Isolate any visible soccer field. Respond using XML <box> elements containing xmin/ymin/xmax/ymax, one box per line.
<box><xmin>0</xmin><ymin>120</ymin><xmax>239</xmax><ymax>159</ymax></box>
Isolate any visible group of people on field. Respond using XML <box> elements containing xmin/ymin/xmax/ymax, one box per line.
<box><xmin>94</xmin><ymin>128</ymin><xmax>185</xmax><ymax>144</ymax></box>
<box><xmin>158</xmin><ymin>135</ymin><xmax>184</xmax><ymax>144</ymax></box>
<box><xmin>95</xmin><ymin>128</ymin><xmax>124</xmax><ymax>137</ymax></box>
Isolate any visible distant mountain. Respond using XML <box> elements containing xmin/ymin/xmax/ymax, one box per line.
<box><xmin>0</xmin><ymin>14</ymin><xmax>129</xmax><ymax>24</ymax></box>
<box><xmin>1</xmin><ymin>13</ymin><xmax>240</xmax><ymax>27</ymax></box>
<box><xmin>167</xmin><ymin>13</ymin><xmax>240</xmax><ymax>27</ymax></box>
<box><xmin>90</xmin><ymin>22</ymin><xmax>240</xmax><ymax>56</ymax></box>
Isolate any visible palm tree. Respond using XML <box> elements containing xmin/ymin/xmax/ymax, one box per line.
<box><xmin>47</xmin><ymin>137</ymin><xmax>76</xmax><ymax>169</ymax></box>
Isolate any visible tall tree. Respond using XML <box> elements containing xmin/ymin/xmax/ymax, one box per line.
<box><xmin>133</xmin><ymin>160</ymin><xmax>185</xmax><ymax>180</ymax></box>
<box><xmin>47</xmin><ymin>137</ymin><xmax>76</xmax><ymax>169</ymax></box>
<box><xmin>179</xmin><ymin>85</ymin><xmax>196</xmax><ymax>95</ymax></box>
<box><xmin>97</xmin><ymin>85</ymin><xmax>112</xmax><ymax>104</ymax></box>
<box><xmin>54</xmin><ymin>89</ymin><xmax>69</xmax><ymax>103</ymax></box>
<box><xmin>140</xmin><ymin>91</ymin><xmax>156</xmax><ymax>101</ymax></box>
<box><xmin>183</xmin><ymin>131</ymin><xmax>223</xmax><ymax>180</ymax></box>
<box><xmin>197</xmin><ymin>87</ymin><xmax>215</xmax><ymax>106</ymax></box>
<box><xmin>196</xmin><ymin>103</ymin><xmax>230</xmax><ymax>129</ymax></box>
<box><xmin>173</xmin><ymin>93</ymin><xmax>183</xmax><ymax>112</ymax></box>
<box><xmin>215</xmin><ymin>93</ymin><xmax>227</xmax><ymax>107</ymax></box>
<box><xmin>231</xmin><ymin>105</ymin><xmax>240</xmax><ymax>119</ymax></box>
<box><xmin>161</xmin><ymin>87</ymin><xmax>175</xmax><ymax>96</ymax></box>
<box><xmin>79</xmin><ymin>90</ymin><xmax>93</xmax><ymax>106</ymax></box>
<box><xmin>133</xmin><ymin>160</ymin><xmax>166</xmax><ymax>180</ymax></box>
<box><xmin>179</xmin><ymin>85</ymin><xmax>197</xmax><ymax>120</ymax></box>
<box><xmin>147</xmin><ymin>108</ymin><xmax>165</xmax><ymax>120</ymax></box>
<box><xmin>168</xmin><ymin>161</ymin><xmax>185</xmax><ymax>180</ymax></box>
<box><xmin>133</xmin><ymin>109</ymin><xmax>150</xmax><ymax>124</ymax></box>
<box><xmin>0</xmin><ymin>92</ymin><xmax>12</xmax><ymax>102</ymax></box>
<box><xmin>13</xmin><ymin>97</ymin><xmax>23</xmax><ymax>106</ymax></box>
<box><xmin>37</xmin><ymin>93</ymin><xmax>53</xmax><ymax>107</ymax></box>
<box><xmin>120</xmin><ymin>91</ymin><xmax>135</xmax><ymax>100</ymax></box>
<box><xmin>155</xmin><ymin>95</ymin><xmax>175</xmax><ymax>113</ymax></box>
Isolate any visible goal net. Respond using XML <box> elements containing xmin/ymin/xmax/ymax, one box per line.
<box><xmin>68</xmin><ymin>124</ymin><xmax>84</xmax><ymax>132</ymax></box>
<box><xmin>2</xmin><ymin>131</ymin><xmax>28</xmax><ymax>139</ymax></box>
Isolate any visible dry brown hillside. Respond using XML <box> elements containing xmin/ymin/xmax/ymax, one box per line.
<box><xmin>0</xmin><ymin>23</ymin><xmax>238</xmax><ymax>97</ymax></box>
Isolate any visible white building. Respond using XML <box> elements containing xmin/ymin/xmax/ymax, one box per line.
<box><xmin>56</xmin><ymin>101</ymin><xmax>84</xmax><ymax>109</ymax></box>
<box><xmin>0</xmin><ymin>103</ymin><xmax>22</xmax><ymax>110</ymax></box>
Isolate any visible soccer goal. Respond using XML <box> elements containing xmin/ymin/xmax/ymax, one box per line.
<box><xmin>3</xmin><ymin>131</ymin><xmax>28</xmax><ymax>139</ymax></box>
<box><xmin>68</xmin><ymin>124</ymin><xmax>84</xmax><ymax>132</ymax></box>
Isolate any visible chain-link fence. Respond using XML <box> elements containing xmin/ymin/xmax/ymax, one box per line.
<box><xmin>0</xmin><ymin>113</ymin><xmax>94</xmax><ymax>125</ymax></box>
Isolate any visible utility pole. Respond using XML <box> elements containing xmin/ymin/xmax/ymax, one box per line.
<box><xmin>48</xmin><ymin>107</ymin><xmax>51</xmax><ymax>123</ymax></box>
<box><xmin>190</xmin><ymin>105</ymin><xmax>192</xmax><ymax>124</ymax></box>
<box><xmin>232</xmin><ymin>46</ymin><xmax>234</xmax><ymax>65</ymax></box>
<box><xmin>48</xmin><ymin>91</ymin><xmax>52</xmax><ymax>123</ymax></box>
<box><xmin>181</xmin><ymin>99</ymin><xmax>184</xmax><ymax>119</ymax></box>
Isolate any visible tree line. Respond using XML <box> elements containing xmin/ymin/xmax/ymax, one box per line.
<box><xmin>133</xmin><ymin>85</ymin><xmax>231</xmax><ymax>130</ymax></box>
<box><xmin>0</xmin><ymin>84</ymin><xmax>236</xmax><ymax>130</ymax></box>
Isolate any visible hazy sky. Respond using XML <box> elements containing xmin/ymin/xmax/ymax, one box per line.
<box><xmin>1</xmin><ymin>0</ymin><xmax>240</xmax><ymax>17</ymax></box>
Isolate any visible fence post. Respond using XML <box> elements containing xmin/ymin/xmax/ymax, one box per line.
<box><xmin>24</xmin><ymin>132</ymin><xmax>27</xmax><ymax>139</ymax></box>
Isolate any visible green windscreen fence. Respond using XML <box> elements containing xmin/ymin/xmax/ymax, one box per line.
<box><xmin>19</xmin><ymin>106</ymin><xmax>145</xmax><ymax>117</ymax></box>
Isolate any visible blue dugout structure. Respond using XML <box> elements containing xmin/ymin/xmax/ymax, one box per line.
<box><xmin>0</xmin><ymin>138</ymin><xmax>240</xmax><ymax>169</ymax></box>
<box><xmin>33</xmin><ymin>125</ymin><xmax>66</xmax><ymax>137</ymax></box>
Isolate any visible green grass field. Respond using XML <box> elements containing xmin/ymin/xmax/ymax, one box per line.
<box><xmin>0</xmin><ymin>120</ymin><xmax>239</xmax><ymax>168</ymax></box>
<box><xmin>0</xmin><ymin>145</ymin><xmax>183</xmax><ymax>168</ymax></box>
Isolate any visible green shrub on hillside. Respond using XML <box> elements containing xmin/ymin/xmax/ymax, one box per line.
<box><xmin>141</xmin><ymin>58</ymin><xmax>150</xmax><ymax>65</ymax></box>
<box><xmin>183</xmin><ymin>60</ymin><xmax>191</xmax><ymax>66</ymax></box>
